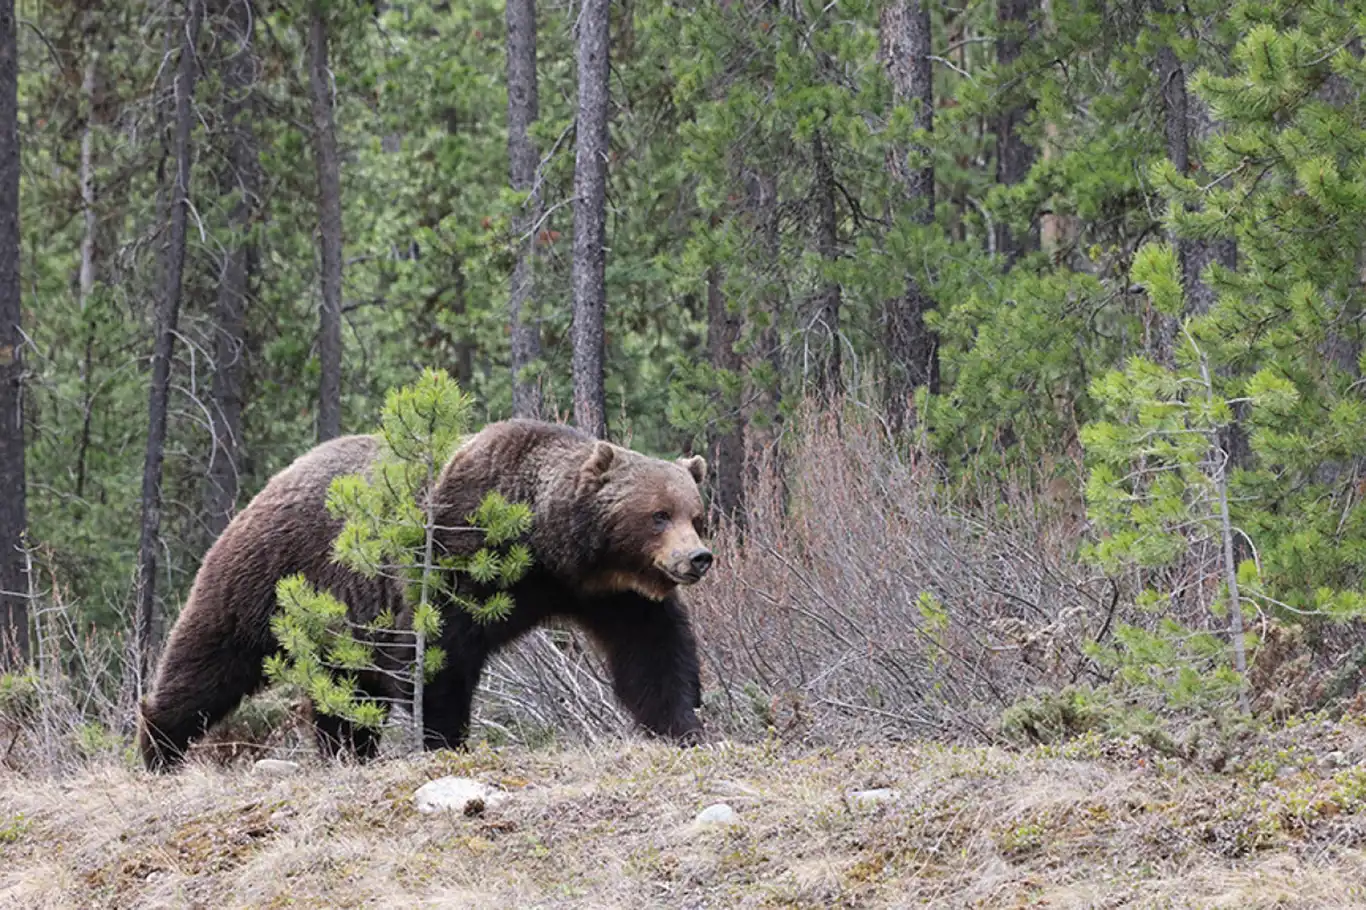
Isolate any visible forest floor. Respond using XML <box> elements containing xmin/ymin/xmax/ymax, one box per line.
<box><xmin>3</xmin><ymin>727</ymin><xmax>1366</xmax><ymax>909</ymax></box>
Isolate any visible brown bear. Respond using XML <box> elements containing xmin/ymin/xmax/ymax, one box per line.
<box><xmin>138</xmin><ymin>418</ymin><xmax>713</xmax><ymax>771</ymax></box>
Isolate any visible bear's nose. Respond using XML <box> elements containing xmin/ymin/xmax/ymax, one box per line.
<box><xmin>689</xmin><ymin>549</ymin><xmax>714</xmax><ymax>576</ymax></box>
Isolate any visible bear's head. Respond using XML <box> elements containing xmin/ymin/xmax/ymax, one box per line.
<box><xmin>577</xmin><ymin>441</ymin><xmax>713</xmax><ymax>600</ymax></box>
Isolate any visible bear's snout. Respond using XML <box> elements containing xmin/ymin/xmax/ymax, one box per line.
<box><xmin>664</xmin><ymin>546</ymin><xmax>713</xmax><ymax>583</ymax></box>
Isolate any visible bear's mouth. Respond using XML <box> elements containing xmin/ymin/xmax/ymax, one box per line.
<box><xmin>657</xmin><ymin>564</ymin><xmax>704</xmax><ymax>586</ymax></box>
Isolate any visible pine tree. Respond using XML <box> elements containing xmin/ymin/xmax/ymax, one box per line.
<box><xmin>267</xmin><ymin>370</ymin><xmax>532</xmax><ymax>748</ymax></box>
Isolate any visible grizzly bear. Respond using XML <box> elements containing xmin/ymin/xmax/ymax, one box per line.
<box><xmin>138</xmin><ymin>418</ymin><xmax>713</xmax><ymax>771</ymax></box>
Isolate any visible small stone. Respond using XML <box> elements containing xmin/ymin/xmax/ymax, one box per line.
<box><xmin>848</xmin><ymin>788</ymin><xmax>901</xmax><ymax>808</ymax></box>
<box><xmin>414</xmin><ymin>776</ymin><xmax>508</xmax><ymax>815</ymax></box>
<box><xmin>1324</xmin><ymin>751</ymin><xmax>1348</xmax><ymax>768</ymax></box>
<box><xmin>252</xmin><ymin>759</ymin><xmax>301</xmax><ymax>777</ymax></box>
<box><xmin>694</xmin><ymin>803</ymin><xmax>739</xmax><ymax>826</ymax></box>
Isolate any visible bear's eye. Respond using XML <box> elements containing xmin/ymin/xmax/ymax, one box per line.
<box><xmin>652</xmin><ymin>510</ymin><xmax>671</xmax><ymax>527</ymax></box>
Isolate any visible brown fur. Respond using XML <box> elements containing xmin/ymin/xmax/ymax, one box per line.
<box><xmin>138</xmin><ymin>419</ymin><xmax>712</xmax><ymax>770</ymax></box>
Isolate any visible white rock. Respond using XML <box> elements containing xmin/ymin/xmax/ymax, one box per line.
<box><xmin>848</xmin><ymin>787</ymin><xmax>901</xmax><ymax>808</ymax></box>
<box><xmin>693</xmin><ymin>802</ymin><xmax>739</xmax><ymax>826</ymax></box>
<box><xmin>414</xmin><ymin>776</ymin><xmax>508</xmax><ymax>815</ymax></box>
<box><xmin>252</xmin><ymin>759</ymin><xmax>301</xmax><ymax>777</ymax></box>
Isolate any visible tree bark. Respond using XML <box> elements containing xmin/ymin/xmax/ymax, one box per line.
<box><xmin>811</xmin><ymin>129</ymin><xmax>841</xmax><ymax>399</ymax></box>
<box><xmin>0</xmin><ymin>0</ymin><xmax>27</xmax><ymax>667</ymax></box>
<box><xmin>75</xmin><ymin>26</ymin><xmax>98</xmax><ymax>502</ymax></box>
<box><xmin>450</xmin><ymin>260</ymin><xmax>474</xmax><ymax>388</ymax></box>
<box><xmin>1179</xmin><ymin>95</ymin><xmax>1236</xmax><ymax>318</ymax></box>
<box><xmin>134</xmin><ymin>0</ymin><xmax>202</xmax><ymax>687</ymax></box>
<box><xmin>571</xmin><ymin>0</ymin><xmax>610</xmax><ymax>439</ymax></box>
<box><xmin>879</xmin><ymin>0</ymin><xmax>939</xmax><ymax>432</ymax></box>
<box><xmin>743</xmin><ymin>170</ymin><xmax>783</xmax><ymax>477</ymax></box>
<box><xmin>706</xmin><ymin>265</ymin><xmax>744</xmax><ymax>521</ymax></box>
<box><xmin>204</xmin><ymin>0</ymin><xmax>261</xmax><ymax>542</ymax></box>
<box><xmin>993</xmin><ymin>0</ymin><xmax>1038</xmax><ymax>267</ymax></box>
<box><xmin>506</xmin><ymin>0</ymin><xmax>542</xmax><ymax>417</ymax></box>
<box><xmin>309</xmin><ymin>1</ymin><xmax>343</xmax><ymax>442</ymax></box>
<box><xmin>1154</xmin><ymin>25</ymin><xmax>1236</xmax><ymax>356</ymax></box>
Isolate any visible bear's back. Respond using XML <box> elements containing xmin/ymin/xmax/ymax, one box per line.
<box><xmin>181</xmin><ymin>434</ymin><xmax>387</xmax><ymax>641</ymax></box>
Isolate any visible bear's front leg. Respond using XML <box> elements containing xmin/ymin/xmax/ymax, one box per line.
<box><xmin>575</xmin><ymin>591</ymin><xmax>703</xmax><ymax>742</ymax></box>
<box><xmin>416</xmin><ymin>652</ymin><xmax>486</xmax><ymax>751</ymax></box>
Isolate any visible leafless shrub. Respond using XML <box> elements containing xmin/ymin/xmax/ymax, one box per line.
<box><xmin>2</xmin><ymin>556</ymin><xmax>132</xmax><ymax>775</ymax></box>
<box><xmin>475</xmin><ymin>626</ymin><xmax>630</xmax><ymax>745</ymax></box>
<box><xmin>688</xmin><ymin>403</ymin><xmax>1115</xmax><ymax>743</ymax></box>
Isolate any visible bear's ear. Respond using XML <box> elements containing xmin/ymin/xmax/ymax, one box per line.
<box><xmin>677</xmin><ymin>454</ymin><xmax>707</xmax><ymax>485</ymax></box>
<box><xmin>580</xmin><ymin>440</ymin><xmax>616</xmax><ymax>488</ymax></box>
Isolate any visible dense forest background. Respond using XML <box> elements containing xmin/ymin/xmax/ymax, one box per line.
<box><xmin>3</xmin><ymin>0</ymin><xmax>1366</xmax><ymax>758</ymax></box>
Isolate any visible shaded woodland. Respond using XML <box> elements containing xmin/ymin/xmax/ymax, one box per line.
<box><xmin>3</xmin><ymin>0</ymin><xmax>1366</xmax><ymax>757</ymax></box>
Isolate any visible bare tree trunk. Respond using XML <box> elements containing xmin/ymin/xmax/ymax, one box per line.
<box><xmin>571</xmin><ymin>0</ymin><xmax>610</xmax><ymax>439</ymax></box>
<box><xmin>1318</xmin><ymin>41</ymin><xmax>1362</xmax><ymax>386</ymax></box>
<box><xmin>449</xmin><ymin>259</ymin><xmax>474</xmax><ymax>387</ymax></box>
<box><xmin>1154</xmin><ymin>23</ymin><xmax>1237</xmax><ymax>331</ymax></box>
<box><xmin>75</xmin><ymin>30</ymin><xmax>98</xmax><ymax>502</ymax></box>
<box><xmin>743</xmin><ymin>171</ymin><xmax>783</xmax><ymax>477</ymax></box>
<box><xmin>0</xmin><ymin>0</ymin><xmax>26</xmax><ymax>668</ymax></box>
<box><xmin>134</xmin><ymin>0</ymin><xmax>202</xmax><ymax>688</ymax></box>
<box><xmin>880</xmin><ymin>0</ymin><xmax>939</xmax><ymax>432</ymax></box>
<box><xmin>78</xmin><ymin>48</ymin><xmax>97</xmax><ymax>307</ymax></box>
<box><xmin>811</xmin><ymin>129</ymin><xmax>840</xmax><ymax>400</ymax></box>
<box><xmin>993</xmin><ymin>0</ymin><xmax>1038</xmax><ymax>267</ymax></box>
<box><xmin>1180</xmin><ymin>96</ymin><xmax>1237</xmax><ymax>318</ymax></box>
<box><xmin>706</xmin><ymin>265</ymin><xmax>744</xmax><ymax>521</ymax></box>
<box><xmin>204</xmin><ymin>0</ymin><xmax>260</xmax><ymax>542</ymax></box>
<box><xmin>1036</xmin><ymin>0</ymin><xmax>1074</xmax><ymax>259</ymax></box>
<box><xmin>309</xmin><ymin>1</ymin><xmax>343</xmax><ymax>442</ymax></box>
<box><xmin>1153</xmin><ymin>15</ymin><xmax>1235</xmax><ymax>352</ymax></box>
<box><xmin>506</xmin><ymin>0</ymin><xmax>542</xmax><ymax>417</ymax></box>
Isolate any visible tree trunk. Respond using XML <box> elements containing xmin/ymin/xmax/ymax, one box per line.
<box><xmin>204</xmin><ymin>0</ymin><xmax>261</xmax><ymax>542</ymax></box>
<box><xmin>811</xmin><ymin>129</ymin><xmax>840</xmax><ymax>400</ymax></box>
<box><xmin>0</xmin><ymin>0</ymin><xmax>26</xmax><ymax>668</ymax></box>
<box><xmin>506</xmin><ymin>0</ymin><xmax>542</xmax><ymax>417</ymax></box>
<box><xmin>706</xmin><ymin>265</ymin><xmax>744</xmax><ymax>521</ymax></box>
<box><xmin>993</xmin><ymin>0</ymin><xmax>1038</xmax><ymax>267</ymax></box>
<box><xmin>1179</xmin><ymin>96</ymin><xmax>1236</xmax><ymax>318</ymax></box>
<box><xmin>743</xmin><ymin>171</ymin><xmax>783</xmax><ymax>478</ymax></box>
<box><xmin>1318</xmin><ymin>40</ymin><xmax>1361</xmax><ymax>384</ymax></box>
<box><xmin>450</xmin><ymin>260</ymin><xmax>473</xmax><ymax>388</ymax></box>
<box><xmin>879</xmin><ymin>0</ymin><xmax>939</xmax><ymax>432</ymax></box>
<box><xmin>1154</xmin><ymin>28</ymin><xmax>1236</xmax><ymax>349</ymax></box>
<box><xmin>75</xmin><ymin>30</ymin><xmax>98</xmax><ymax>502</ymax></box>
<box><xmin>309</xmin><ymin>1</ymin><xmax>343</xmax><ymax>442</ymax></box>
<box><xmin>571</xmin><ymin>0</ymin><xmax>610</xmax><ymax>439</ymax></box>
<box><xmin>134</xmin><ymin>0</ymin><xmax>202</xmax><ymax>687</ymax></box>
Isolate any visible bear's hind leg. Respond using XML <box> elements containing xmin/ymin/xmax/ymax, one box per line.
<box><xmin>138</xmin><ymin>628</ymin><xmax>268</xmax><ymax>772</ymax></box>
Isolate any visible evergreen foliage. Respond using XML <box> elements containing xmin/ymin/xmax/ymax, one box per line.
<box><xmin>9</xmin><ymin>0</ymin><xmax>1366</xmax><ymax>743</ymax></box>
<box><xmin>264</xmin><ymin>369</ymin><xmax>532</xmax><ymax>734</ymax></box>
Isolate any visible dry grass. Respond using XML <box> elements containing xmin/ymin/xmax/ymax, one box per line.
<box><xmin>4</xmin><ymin>727</ymin><xmax>1366</xmax><ymax>909</ymax></box>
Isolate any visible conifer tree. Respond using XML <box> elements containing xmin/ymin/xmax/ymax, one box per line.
<box><xmin>267</xmin><ymin>370</ymin><xmax>532</xmax><ymax>748</ymax></box>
